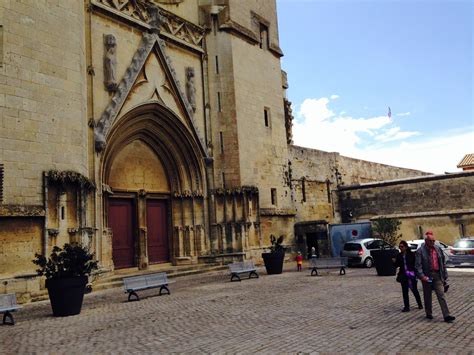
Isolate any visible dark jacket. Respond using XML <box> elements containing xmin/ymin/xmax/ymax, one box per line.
<box><xmin>415</xmin><ymin>244</ymin><xmax>448</xmax><ymax>283</ymax></box>
<box><xmin>394</xmin><ymin>251</ymin><xmax>416</xmax><ymax>282</ymax></box>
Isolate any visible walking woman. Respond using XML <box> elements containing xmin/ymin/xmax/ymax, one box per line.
<box><xmin>394</xmin><ymin>240</ymin><xmax>423</xmax><ymax>312</ymax></box>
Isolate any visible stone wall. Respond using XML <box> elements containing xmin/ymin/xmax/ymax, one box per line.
<box><xmin>336</xmin><ymin>154</ymin><xmax>429</xmax><ymax>185</ymax></box>
<box><xmin>337</xmin><ymin>171</ymin><xmax>474</xmax><ymax>244</ymax></box>
<box><xmin>288</xmin><ymin>145</ymin><xmax>428</xmax><ymax>224</ymax></box>
<box><xmin>0</xmin><ymin>217</ymin><xmax>42</xmax><ymax>278</ymax></box>
<box><xmin>0</xmin><ymin>0</ymin><xmax>88</xmax><ymax>205</ymax></box>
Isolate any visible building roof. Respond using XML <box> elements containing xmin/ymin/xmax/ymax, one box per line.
<box><xmin>457</xmin><ymin>154</ymin><xmax>474</xmax><ymax>168</ymax></box>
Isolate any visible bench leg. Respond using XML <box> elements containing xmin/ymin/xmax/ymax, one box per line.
<box><xmin>128</xmin><ymin>291</ymin><xmax>140</xmax><ymax>302</ymax></box>
<box><xmin>340</xmin><ymin>267</ymin><xmax>346</xmax><ymax>275</ymax></box>
<box><xmin>249</xmin><ymin>271</ymin><xmax>259</xmax><ymax>279</ymax></box>
<box><xmin>230</xmin><ymin>273</ymin><xmax>241</xmax><ymax>282</ymax></box>
<box><xmin>311</xmin><ymin>267</ymin><xmax>318</xmax><ymax>276</ymax></box>
<box><xmin>159</xmin><ymin>285</ymin><xmax>170</xmax><ymax>296</ymax></box>
<box><xmin>3</xmin><ymin>311</ymin><xmax>14</xmax><ymax>326</ymax></box>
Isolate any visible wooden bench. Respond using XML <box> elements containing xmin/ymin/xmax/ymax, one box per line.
<box><xmin>123</xmin><ymin>272</ymin><xmax>173</xmax><ymax>301</ymax></box>
<box><xmin>0</xmin><ymin>293</ymin><xmax>21</xmax><ymax>325</ymax></box>
<box><xmin>309</xmin><ymin>257</ymin><xmax>348</xmax><ymax>276</ymax></box>
<box><xmin>228</xmin><ymin>261</ymin><xmax>259</xmax><ymax>282</ymax></box>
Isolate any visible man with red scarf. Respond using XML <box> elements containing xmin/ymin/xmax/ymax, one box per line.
<box><xmin>415</xmin><ymin>231</ymin><xmax>455</xmax><ymax>323</ymax></box>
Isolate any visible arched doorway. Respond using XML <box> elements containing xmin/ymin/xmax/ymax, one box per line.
<box><xmin>108</xmin><ymin>140</ymin><xmax>171</xmax><ymax>267</ymax></box>
<box><xmin>102</xmin><ymin>103</ymin><xmax>207</xmax><ymax>269</ymax></box>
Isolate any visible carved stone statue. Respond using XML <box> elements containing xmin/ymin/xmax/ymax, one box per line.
<box><xmin>185</xmin><ymin>67</ymin><xmax>197</xmax><ymax>113</ymax></box>
<box><xmin>147</xmin><ymin>5</ymin><xmax>165</xmax><ymax>32</ymax></box>
<box><xmin>103</xmin><ymin>34</ymin><xmax>117</xmax><ymax>92</ymax></box>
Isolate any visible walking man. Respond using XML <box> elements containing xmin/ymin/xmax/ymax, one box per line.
<box><xmin>415</xmin><ymin>230</ymin><xmax>455</xmax><ymax>323</ymax></box>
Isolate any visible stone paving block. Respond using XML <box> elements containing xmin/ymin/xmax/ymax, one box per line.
<box><xmin>0</xmin><ymin>266</ymin><xmax>473</xmax><ymax>353</ymax></box>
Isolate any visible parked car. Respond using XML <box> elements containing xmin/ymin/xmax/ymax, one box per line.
<box><xmin>341</xmin><ymin>238</ymin><xmax>396</xmax><ymax>268</ymax></box>
<box><xmin>406</xmin><ymin>239</ymin><xmax>451</xmax><ymax>261</ymax></box>
<box><xmin>447</xmin><ymin>237</ymin><xmax>474</xmax><ymax>267</ymax></box>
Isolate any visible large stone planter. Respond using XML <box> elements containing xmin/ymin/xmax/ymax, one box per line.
<box><xmin>371</xmin><ymin>249</ymin><xmax>399</xmax><ymax>276</ymax></box>
<box><xmin>46</xmin><ymin>276</ymin><xmax>88</xmax><ymax>317</ymax></box>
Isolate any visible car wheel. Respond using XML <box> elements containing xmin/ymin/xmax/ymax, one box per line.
<box><xmin>364</xmin><ymin>257</ymin><xmax>373</xmax><ymax>268</ymax></box>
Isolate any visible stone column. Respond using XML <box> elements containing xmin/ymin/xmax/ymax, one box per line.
<box><xmin>137</xmin><ymin>190</ymin><xmax>148</xmax><ymax>270</ymax></box>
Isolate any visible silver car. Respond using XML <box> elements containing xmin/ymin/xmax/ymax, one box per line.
<box><xmin>447</xmin><ymin>237</ymin><xmax>474</xmax><ymax>267</ymax></box>
<box><xmin>341</xmin><ymin>238</ymin><xmax>395</xmax><ymax>268</ymax></box>
<box><xmin>406</xmin><ymin>239</ymin><xmax>451</xmax><ymax>261</ymax></box>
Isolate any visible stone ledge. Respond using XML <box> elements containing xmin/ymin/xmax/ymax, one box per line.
<box><xmin>338</xmin><ymin>170</ymin><xmax>474</xmax><ymax>191</ymax></box>
<box><xmin>260</xmin><ymin>208</ymin><xmax>296</xmax><ymax>217</ymax></box>
<box><xmin>0</xmin><ymin>205</ymin><xmax>45</xmax><ymax>217</ymax></box>
<box><xmin>372</xmin><ymin>208</ymin><xmax>474</xmax><ymax>219</ymax></box>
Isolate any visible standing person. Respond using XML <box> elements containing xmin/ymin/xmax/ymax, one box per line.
<box><xmin>296</xmin><ymin>251</ymin><xmax>303</xmax><ymax>271</ymax></box>
<box><xmin>394</xmin><ymin>240</ymin><xmax>423</xmax><ymax>312</ymax></box>
<box><xmin>415</xmin><ymin>231</ymin><xmax>455</xmax><ymax>322</ymax></box>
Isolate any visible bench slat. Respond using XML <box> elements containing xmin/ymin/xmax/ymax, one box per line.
<box><xmin>0</xmin><ymin>294</ymin><xmax>21</xmax><ymax>312</ymax></box>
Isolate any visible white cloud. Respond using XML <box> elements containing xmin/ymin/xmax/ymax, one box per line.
<box><xmin>360</xmin><ymin>132</ymin><xmax>474</xmax><ymax>174</ymax></box>
<box><xmin>293</xmin><ymin>96</ymin><xmax>473</xmax><ymax>173</ymax></box>
<box><xmin>330</xmin><ymin>94</ymin><xmax>339</xmax><ymax>100</ymax></box>
<box><xmin>396</xmin><ymin>111</ymin><xmax>411</xmax><ymax>117</ymax></box>
<box><xmin>375</xmin><ymin>127</ymin><xmax>419</xmax><ymax>142</ymax></box>
<box><xmin>298</xmin><ymin>97</ymin><xmax>335</xmax><ymax>123</ymax></box>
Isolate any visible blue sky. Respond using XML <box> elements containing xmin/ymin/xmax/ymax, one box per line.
<box><xmin>276</xmin><ymin>0</ymin><xmax>473</xmax><ymax>174</ymax></box>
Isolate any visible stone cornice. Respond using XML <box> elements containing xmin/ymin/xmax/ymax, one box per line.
<box><xmin>370</xmin><ymin>208</ymin><xmax>474</xmax><ymax>219</ymax></box>
<box><xmin>260</xmin><ymin>208</ymin><xmax>296</xmax><ymax>217</ymax></box>
<box><xmin>0</xmin><ymin>205</ymin><xmax>45</xmax><ymax>217</ymax></box>
<box><xmin>218</xmin><ymin>18</ymin><xmax>283</xmax><ymax>58</ymax></box>
<box><xmin>219</xmin><ymin>19</ymin><xmax>259</xmax><ymax>44</ymax></box>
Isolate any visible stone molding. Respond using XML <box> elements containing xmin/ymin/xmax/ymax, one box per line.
<box><xmin>173</xmin><ymin>190</ymin><xmax>204</xmax><ymax>199</ymax></box>
<box><xmin>371</xmin><ymin>209</ymin><xmax>474</xmax><ymax>219</ymax></box>
<box><xmin>213</xmin><ymin>186</ymin><xmax>259</xmax><ymax>196</ymax></box>
<box><xmin>0</xmin><ymin>205</ymin><xmax>45</xmax><ymax>217</ymax></box>
<box><xmin>91</xmin><ymin>0</ymin><xmax>205</xmax><ymax>51</ymax></box>
<box><xmin>260</xmin><ymin>208</ymin><xmax>296</xmax><ymax>217</ymax></box>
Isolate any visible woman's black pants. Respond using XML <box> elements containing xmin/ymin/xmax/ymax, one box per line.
<box><xmin>401</xmin><ymin>279</ymin><xmax>422</xmax><ymax>309</ymax></box>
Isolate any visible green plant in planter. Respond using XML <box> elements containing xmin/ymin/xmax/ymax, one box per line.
<box><xmin>269</xmin><ymin>234</ymin><xmax>285</xmax><ymax>254</ymax></box>
<box><xmin>33</xmin><ymin>243</ymin><xmax>98</xmax><ymax>317</ymax></box>
<box><xmin>372</xmin><ymin>217</ymin><xmax>402</xmax><ymax>248</ymax></box>
<box><xmin>33</xmin><ymin>243</ymin><xmax>98</xmax><ymax>278</ymax></box>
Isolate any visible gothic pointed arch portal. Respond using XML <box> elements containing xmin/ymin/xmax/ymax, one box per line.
<box><xmin>102</xmin><ymin>103</ymin><xmax>208</xmax><ymax>269</ymax></box>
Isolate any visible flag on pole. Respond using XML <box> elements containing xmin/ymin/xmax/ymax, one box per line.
<box><xmin>388</xmin><ymin>107</ymin><xmax>392</xmax><ymax>119</ymax></box>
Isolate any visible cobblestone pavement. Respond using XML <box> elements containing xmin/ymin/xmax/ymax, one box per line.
<box><xmin>1</xmin><ymin>265</ymin><xmax>473</xmax><ymax>354</ymax></box>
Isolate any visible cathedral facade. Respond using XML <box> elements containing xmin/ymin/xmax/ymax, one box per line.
<box><xmin>1</xmin><ymin>0</ymin><xmax>441</xmax><ymax>300</ymax></box>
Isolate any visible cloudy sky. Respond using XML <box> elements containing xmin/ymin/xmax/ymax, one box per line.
<box><xmin>276</xmin><ymin>0</ymin><xmax>473</xmax><ymax>174</ymax></box>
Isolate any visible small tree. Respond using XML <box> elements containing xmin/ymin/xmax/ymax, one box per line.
<box><xmin>269</xmin><ymin>234</ymin><xmax>285</xmax><ymax>254</ymax></box>
<box><xmin>33</xmin><ymin>243</ymin><xmax>98</xmax><ymax>279</ymax></box>
<box><xmin>372</xmin><ymin>217</ymin><xmax>402</xmax><ymax>248</ymax></box>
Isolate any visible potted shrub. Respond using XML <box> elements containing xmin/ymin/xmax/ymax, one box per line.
<box><xmin>33</xmin><ymin>243</ymin><xmax>98</xmax><ymax>317</ymax></box>
<box><xmin>262</xmin><ymin>235</ymin><xmax>285</xmax><ymax>275</ymax></box>
<box><xmin>371</xmin><ymin>218</ymin><xmax>401</xmax><ymax>276</ymax></box>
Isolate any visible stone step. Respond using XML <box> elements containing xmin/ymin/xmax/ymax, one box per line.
<box><xmin>93</xmin><ymin>264</ymin><xmax>227</xmax><ymax>292</ymax></box>
<box><xmin>29</xmin><ymin>263</ymin><xmax>228</xmax><ymax>303</ymax></box>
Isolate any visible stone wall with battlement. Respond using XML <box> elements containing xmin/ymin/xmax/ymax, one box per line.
<box><xmin>336</xmin><ymin>171</ymin><xmax>474</xmax><ymax>244</ymax></box>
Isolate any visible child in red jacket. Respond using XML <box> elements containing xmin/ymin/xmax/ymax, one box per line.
<box><xmin>296</xmin><ymin>251</ymin><xmax>303</xmax><ymax>271</ymax></box>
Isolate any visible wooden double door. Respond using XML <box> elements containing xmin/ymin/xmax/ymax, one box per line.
<box><xmin>109</xmin><ymin>198</ymin><xmax>169</xmax><ymax>269</ymax></box>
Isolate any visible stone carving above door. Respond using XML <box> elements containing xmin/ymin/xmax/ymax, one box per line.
<box><xmin>92</xmin><ymin>0</ymin><xmax>205</xmax><ymax>50</ymax></box>
<box><xmin>94</xmin><ymin>32</ymin><xmax>206</xmax><ymax>156</ymax></box>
